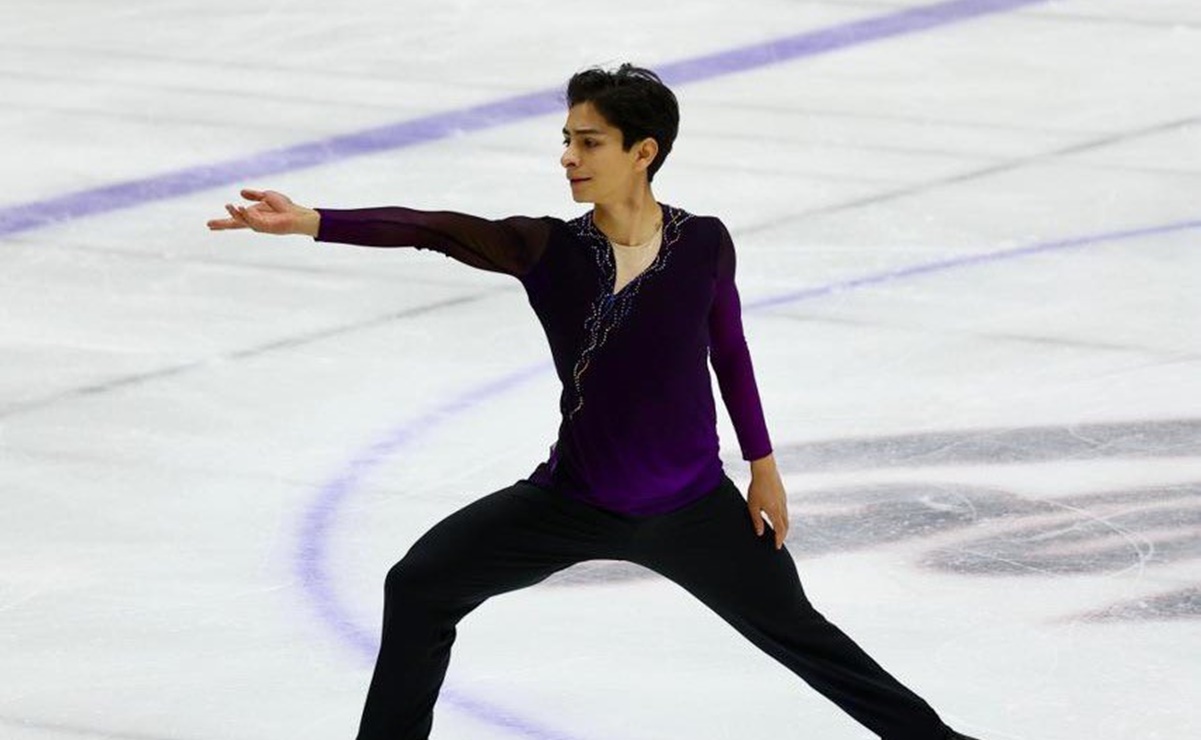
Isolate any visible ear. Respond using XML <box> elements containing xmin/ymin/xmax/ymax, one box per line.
<box><xmin>633</xmin><ymin>137</ymin><xmax>659</xmax><ymax>173</ymax></box>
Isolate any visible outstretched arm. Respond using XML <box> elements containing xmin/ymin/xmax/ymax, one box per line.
<box><xmin>208</xmin><ymin>189</ymin><xmax>550</xmax><ymax>278</ymax></box>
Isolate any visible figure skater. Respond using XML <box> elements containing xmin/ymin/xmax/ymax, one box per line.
<box><xmin>208</xmin><ymin>63</ymin><xmax>980</xmax><ymax>740</ymax></box>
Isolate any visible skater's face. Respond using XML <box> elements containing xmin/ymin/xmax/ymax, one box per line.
<box><xmin>561</xmin><ymin>102</ymin><xmax>658</xmax><ymax>204</ymax></box>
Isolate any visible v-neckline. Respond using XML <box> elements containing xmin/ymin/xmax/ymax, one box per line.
<box><xmin>600</xmin><ymin>203</ymin><xmax>670</xmax><ymax>299</ymax></box>
<box><xmin>609</xmin><ymin>237</ymin><xmax>662</xmax><ymax>299</ymax></box>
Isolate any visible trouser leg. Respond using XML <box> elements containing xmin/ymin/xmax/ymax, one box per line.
<box><xmin>356</xmin><ymin>480</ymin><xmax>631</xmax><ymax>740</ymax></box>
<box><xmin>632</xmin><ymin>475</ymin><xmax>949</xmax><ymax>740</ymax></box>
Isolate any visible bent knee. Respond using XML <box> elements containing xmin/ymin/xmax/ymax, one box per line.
<box><xmin>384</xmin><ymin>549</ymin><xmax>444</xmax><ymax>601</ymax></box>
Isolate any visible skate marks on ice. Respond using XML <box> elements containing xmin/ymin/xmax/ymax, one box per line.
<box><xmin>771</xmin><ymin>416</ymin><xmax>1201</xmax><ymax>471</ymax></box>
<box><xmin>1080</xmin><ymin>586</ymin><xmax>1201</xmax><ymax>623</ymax></box>
<box><xmin>540</xmin><ymin>417</ymin><xmax>1201</xmax><ymax>622</ymax></box>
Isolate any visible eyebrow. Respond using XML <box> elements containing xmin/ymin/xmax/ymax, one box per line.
<box><xmin>562</xmin><ymin>127</ymin><xmax>607</xmax><ymax>135</ymax></box>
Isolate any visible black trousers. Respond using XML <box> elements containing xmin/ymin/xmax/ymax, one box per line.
<box><xmin>356</xmin><ymin>474</ymin><xmax>951</xmax><ymax>740</ymax></box>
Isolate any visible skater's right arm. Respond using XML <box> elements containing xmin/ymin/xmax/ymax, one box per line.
<box><xmin>207</xmin><ymin>188</ymin><xmax>550</xmax><ymax>278</ymax></box>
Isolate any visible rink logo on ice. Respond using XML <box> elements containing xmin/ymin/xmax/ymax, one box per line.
<box><xmin>543</xmin><ymin>417</ymin><xmax>1201</xmax><ymax>623</ymax></box>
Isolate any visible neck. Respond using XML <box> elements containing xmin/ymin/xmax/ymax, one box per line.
<box><xmin>592</xmin><ymin>185</ymin><xmax>661</xmax><ymax>246</ymax></box>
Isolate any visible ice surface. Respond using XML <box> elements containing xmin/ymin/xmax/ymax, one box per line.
<box><xmin>2</xmin><ymin>1</ymin><xmax>1199</xmax><ymax>739</ymax></box>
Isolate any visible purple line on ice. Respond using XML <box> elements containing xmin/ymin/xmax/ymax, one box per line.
<box><xmin>0</xmin><ymin>0</ymin><xmax>1046</xmax><ymax>240</ymax></box>
<box><xmin>298</xmin><ymin>367</ymin><xmax>550</xmax><ymax>655</ymax></box>
<box><xmin>657</xmin><ymin>0</ymin><xmax>1045</xmax><ymax>84</ymax></box>
<box><xmin>295</xmin><ymin>363</ymin><xmax>569</xmax><ymax>739</ymax></box>
<box><xmin>747</xmin><ymin>219</ymin><xmax>1201</xmax><ymax>309</ymax></box>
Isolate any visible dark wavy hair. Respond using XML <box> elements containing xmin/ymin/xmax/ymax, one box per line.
<box><xmin>565</xmin><ymin>64</ymin><xmax>679</xmax><ymax>183</ymax></box>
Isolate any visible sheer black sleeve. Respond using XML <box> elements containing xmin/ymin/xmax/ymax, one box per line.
<box><xmin>312</xmin><ymin>206</ymin><xmax>551</xmax><ymax>278</ymax></box>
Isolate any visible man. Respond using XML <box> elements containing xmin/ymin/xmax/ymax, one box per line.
<box><xmin>209</xmin><ymin>64</ymin><xmax>979</xmax><ymax>740</ymax></box>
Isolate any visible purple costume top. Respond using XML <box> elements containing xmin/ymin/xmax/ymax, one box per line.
<box><xmin>314</xmin><ymin>202</ymin><xmax>772</xmax><ymax>516</ymax></box>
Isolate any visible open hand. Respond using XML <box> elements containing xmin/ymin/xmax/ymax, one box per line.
<box><xmin>206</xmin><ymin>188</ymin><xmax>318</xmax><ymax>236</ymax></box>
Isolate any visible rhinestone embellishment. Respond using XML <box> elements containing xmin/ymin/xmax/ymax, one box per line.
<box><xmin>562</xmin><ymin>205</ymin><xmax>693</xmax><ymax>419</ymax></box>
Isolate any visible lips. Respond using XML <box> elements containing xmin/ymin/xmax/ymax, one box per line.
<box><xmin>569</xmin><ymin>177</ymin><xmax>590</xmax><ymax>184</ymax></box>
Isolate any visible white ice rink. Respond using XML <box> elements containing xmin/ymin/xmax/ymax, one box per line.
<box><xmin>2</xmin><ymin>1</ymin><xmax>1199</xmax><ymax>738</ymax></box>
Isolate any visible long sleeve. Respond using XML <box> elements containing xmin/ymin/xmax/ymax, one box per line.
<box><xmin>708</xmin><ymin>220</ymin><xmax>773</xmax><ymax>461</ymax></box>
<box><xmin>313</xmin><ymin>206</ymin><xmax>550</xmax><ymax>278</ymax></box>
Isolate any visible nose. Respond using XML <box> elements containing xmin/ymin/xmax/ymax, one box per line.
<box><xmin>561</xmin><ymin>144</ymin><xmax>578</xmax><ymax>169</ymax></box>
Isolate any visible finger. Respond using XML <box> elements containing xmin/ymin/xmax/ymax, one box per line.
<box><xmin>763</xmin><ymin>509</ymin><xmax>780</xmax><ymax>549</ymax></box>
<box><xmin>263</xmin><ymin>190</ymin><xmax>294</xmax><ymax>212</ymax></box>
<box><xmin>231</xmin><ymin>204</ymin><xmax>266</xmax><ymax>232</ymax></box>
<box><xmin>240</xmin><ymin>188</ymin><xmax>265</xmax><ymax>201</ymax></box>
<box><xmin>226</xmin><ymin>204</ymin><xmax>251</xmax><ymax>225</ymax></box>
<box><xmin>212</xmin><ymin>215</ymin><xmax>246</xmax><ymax>229</ymax></box>
<box><xmin>748</xmin><ymin>505</ymin><xmax>763</xmax><ymax>536</ymax></box>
